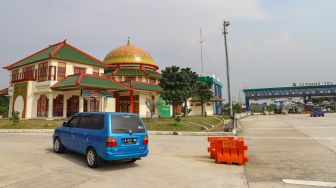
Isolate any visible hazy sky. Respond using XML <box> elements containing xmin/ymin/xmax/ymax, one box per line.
<box><xmin>1</xmin><ymin>0</ymin><xmax>335</xmax><ymax>101</ymax></box>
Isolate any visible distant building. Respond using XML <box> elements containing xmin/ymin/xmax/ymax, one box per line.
<box><xmin>189</xmin><ymin>75</ymin><xmax>224</xmax><ymax>116</ymax></box>
<box><xmin>2</xmin><ymin>39</ymin><xmax>162</xmax><ymax>119</ymax></box>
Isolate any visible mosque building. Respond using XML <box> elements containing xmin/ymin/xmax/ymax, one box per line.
<box><xmin>3</xmin><ymin>38</ymin><xmax>162</xmax><ymax>119</ymax></box>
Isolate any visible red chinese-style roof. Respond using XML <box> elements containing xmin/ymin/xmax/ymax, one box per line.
<box><xmin>123</xmin><ymin>80</ymin><xmax>162</xmax><ymax>92</ymax></box>
<box><xmin>51</xmin><ymin>74</ymin><xmax>131</xmax><ymax>91</ymax></box>
<box><xmin>0</xmin><ymin>88</ymin><xmax>9</xmax><ymax>96</ymax></box>
<box><xmin>4</xmin><ymin>40</ymin><xmax>106</xmax><ymax>70</ymax></box>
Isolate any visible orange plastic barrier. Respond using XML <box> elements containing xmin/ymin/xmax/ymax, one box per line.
<box><xmin>304</xmin><ymin>111</ymin><xmax>311</xmax><ymax>115</ymax></box>
<box><xmin>207</xmin><ymin>136</ymin><xmax>248</xmax><ymax>165</ymax></box>
<box><xmin>207</xmin><ymin>136</ymin><xmax>234</xmax><ymax>159</ymax></box>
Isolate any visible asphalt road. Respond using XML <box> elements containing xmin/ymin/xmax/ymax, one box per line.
<box><xmin>240</xmin><ymin>114</ymin><xmax>336</xmax><ymax>188</ymax></box>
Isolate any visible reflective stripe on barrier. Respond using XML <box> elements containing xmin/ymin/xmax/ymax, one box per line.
<box><xmin>207</xmin><ymin>136</ymin><xmax>235</xmax><ymax>159</ymax></box>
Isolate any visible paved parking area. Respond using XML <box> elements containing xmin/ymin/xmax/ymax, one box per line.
<box><xmin>240</xmin><ymin>114</ymin><xmax>336</xmax><ymax>188</ymax></box>
<box><xmin>0</xmin><ymin>133</ymin><xmax>246</xmax><ymax>188</ymax></box>
<box><xmin>1</xmin><ymin>114</ymin><xmax>336</xmax><ymax>188</ymax></box>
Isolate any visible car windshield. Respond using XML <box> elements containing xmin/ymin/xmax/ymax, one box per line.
<box><xmin>315</xmin><ymin>108</ymin><xmax>321</xmax><ymax>111</ymax></box>
<box><xmin>111</xmin><ymin>115</ymin><xmax>145</xmax><ymax>134</ymax></box>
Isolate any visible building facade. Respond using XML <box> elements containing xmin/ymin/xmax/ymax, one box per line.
<box><xmin>188</xmin><ymin>76</ymin><xmax>223</xmax><ymax>116</ymax></box>
<box><xmin>3</xmin><ymin>39</ymin><xmax>161</xmax><ymax>119</ymax></box>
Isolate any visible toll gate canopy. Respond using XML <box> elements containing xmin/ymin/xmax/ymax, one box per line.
<box><xmin>243</xmin><ymin>85</ymin><xmax>336</xmax><ymax>110</ymax></box>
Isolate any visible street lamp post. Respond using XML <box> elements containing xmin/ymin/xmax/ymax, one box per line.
<box><xmin>223</xmin><ymin>21</ymin><xmax>233</xmax><ymax>119</ymax></box>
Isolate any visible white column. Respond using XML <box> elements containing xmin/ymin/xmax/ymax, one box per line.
<box><xmin>8</xmin><ymin>94</ymin><xmax>13</xmax><ymax>118</ymax></box>
<box><xmin>63</xmin><ymin>95</ymin><xmax>67</xmax><ymax>118</ymax></box>
<box><xmin>79</xmin><ymin>96</ymin><xmax>84</xmax><ymax>112</ymax></box>
<box><xmin>101</xmin><ymin>97</ymin><xmax>105</xmax><ymax>112</ymax></box>
<box><xmin>48</xmin><ymin>92</ymin><xmax>53</xmax><ymax>119</ymax></box>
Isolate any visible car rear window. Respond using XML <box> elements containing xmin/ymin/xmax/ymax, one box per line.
<box><xmin>111</xmin><ymin>115</ymin><xmax>145</xmax><ymax>133</ymax></box>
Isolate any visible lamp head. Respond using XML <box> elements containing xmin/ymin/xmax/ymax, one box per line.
<box><xmin>224</xmin><ymin>21</ymin><xmax>230</xmax><ymax>27</ymax></box>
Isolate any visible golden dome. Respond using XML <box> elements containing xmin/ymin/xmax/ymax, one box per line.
<box><xmin>103</xmin><ymin>38</ymin><xmax>157</xmax><ymax>68</ymax></box>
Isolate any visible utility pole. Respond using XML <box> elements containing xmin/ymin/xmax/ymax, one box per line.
<box><xmin>199</xmin><ymin>28</ymin><xmax>204</xmax><ymax>76</ymax></box>
<box><xmin>223</xmin><ymin>21</ymin><xmax>233</xmax><ymax>119</ymax></box>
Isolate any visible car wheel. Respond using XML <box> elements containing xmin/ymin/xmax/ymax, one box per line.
<box><xmin>53</xmin><ymin>137</ymin><xmax>65</xmax><ymax>153</ymax></box>
<box><xmin>86</xmin><ymin>148</ymin><xmax>99</xmax><ymax>168</ymax></box>
<box><xmin>127</xmin><ymin>158</ymin><xmax>138</xmax><ymax>163</ymax></box>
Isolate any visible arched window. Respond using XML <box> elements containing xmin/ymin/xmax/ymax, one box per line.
<box><xmin>53</xmin><ymin>95</ymin><xmax>64</xmax><ymax>117</ymax></box>
<box><xmin>37</xmin><ymin>95</ymin><xmax>48</xmax><ymax>117</ymax></box>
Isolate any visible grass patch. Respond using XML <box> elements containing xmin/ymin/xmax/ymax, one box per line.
<box><xmin>143</xmin><ymin>116</ymin><xmax>224</xmax><ymax>132</ymax></box>
<box><xmin>0</xmin><ymin>115</ymin><xmax>227</xmax><ymax>132</ymax></box>
<box><xmin>0</xmin><ymin>119</ymin><xmax>64</xmax><ymax>129</ymax></box>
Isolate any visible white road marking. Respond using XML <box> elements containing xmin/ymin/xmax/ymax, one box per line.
<box><xmin>249</xmin><ymin>127</ymin><xmax>336</xmax><ymax>130</ymax></box>
<box><xmin>282</xmin><ymin>179</ymin><xmax>336</xmax><ymax>187</ymax></box>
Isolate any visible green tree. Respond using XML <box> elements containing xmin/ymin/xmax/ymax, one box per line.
<box><xmin>233</xmin><ymin>103</ymin><xmax>242</xmax><ymax>114</ymax></box>
<box><xmin>180</xmin><ymin>68</ymin><xmax>198</xmax><ymax>116</ymax></box>
<box><xmin>223</xmin><ymin>103</ymin><xmax>242</xmax><ymax>116</ymax></box>
<box><xmin>266</xmin><ymin>104</ymin><xmax>277</xmax><ymax>112</ymax></box>
<box><xmin>160</xmin><ymin>66</ymin><xmax>198</xmax><ymax>117</ymax></box>
<box><xmin>194</xmin><ymin>81</ymin><xmax>213</xmax><ymax>116</ymax></box>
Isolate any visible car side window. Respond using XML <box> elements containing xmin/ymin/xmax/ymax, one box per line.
<box><xmin>78</xmin><ymin>116</ymin><xmax>90</xmax><ymax>129</ymax></box>
<box><xmin>87</xmin><ymin>115</ymin><xmax>104</xmax><ymax>130</ymax></box>
<box><xmin>67</xmin><ymin>116</ymin><xmax>80</xmax><ymax>128</ymax></box>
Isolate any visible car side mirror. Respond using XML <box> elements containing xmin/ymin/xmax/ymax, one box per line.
<box><xmin>62</xmin><ymin>122</ymin><xmax>67</xmax><ymax>127</ymax></box>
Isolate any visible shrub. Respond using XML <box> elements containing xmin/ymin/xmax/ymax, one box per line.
<box><xmin>9</xmin><ymin>111</ymin><xmax>20</xmax><ymax>125</ymax></box>
<box><xmin>175</xmin><ymin>112</ymin><xmax>182</xmax><ymax>122</ymax></box>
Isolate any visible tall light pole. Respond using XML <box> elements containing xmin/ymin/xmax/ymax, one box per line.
<box><xmin>199</xmin><ymin>28</ymin><xmax>204</xmax><ymax>76</ymax></box>
<box><xmin>223</xmin><ymin>21</ymin><xmax>233</xmax><ymax>119</ymax></box>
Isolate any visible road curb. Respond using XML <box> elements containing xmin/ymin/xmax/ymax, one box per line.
<box><xmin>148</xmin><ymin>131</ymin><xmax>234</xmax><ymax>136</ymax></box>
<box><xmin>0</xmin><ymin>129</ymin><xmax>234</xmax><ymax>136</ymax></box>
<box><xmin>0</xmin><ymin>129</ymin><xmax>54</xmax><ymax>133</ymax></box>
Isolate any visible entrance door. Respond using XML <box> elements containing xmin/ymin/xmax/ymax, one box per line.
<box><xmin>90</xmin><ymin>98</ymin><xmax>99</xmax><ymax>112</ymax></box>
<box><xmin>119</xmin><ymin>95</ymin><xmax>139</xmax><ymax>113</ymax></box>
<box><xmin>84</xmin><ymin>98</ymin><xmax>88</xmax><ymax>112</ymax></box>
<box><xmin>37</xmin><ymin>95</ymin><xmax>49</xmax><ymax>117</ymax></box>
<box><xmin>67</xmin><ymin>96</ymin><xmax>79</xmax><ymax>117</ymax></box>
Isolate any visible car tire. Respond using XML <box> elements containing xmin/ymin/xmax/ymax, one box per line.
<box><xmin>127</xmin><ymin>158</ymin><xmax>138</xmax><ymax>163</ymax></box>
<box><xmin>86</xmin><ymin>147</ymin><xmax>99</xmax><ymax>168</ymax></box>
<box><xmin>53</xmin><ymin>137</ymin><xmax>65</xmax><ymax>153</ymax></box>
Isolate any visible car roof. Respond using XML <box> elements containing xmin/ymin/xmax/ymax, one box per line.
<box><xmin>74</xmin><ymin>112</ymin><xmax>140</xmax><ymax>117</ymax></box>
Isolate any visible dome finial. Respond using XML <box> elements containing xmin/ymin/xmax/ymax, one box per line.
<box><xmin>127</xmin><ymin>36</ymin><xmax>131</xmax><ymax>45</ymax></box>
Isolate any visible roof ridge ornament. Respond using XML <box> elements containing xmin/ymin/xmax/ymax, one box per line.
<box><xmin>127</xmin><ymin>36</ymin><xmax>131</xmax><ymax>45</ymax></box>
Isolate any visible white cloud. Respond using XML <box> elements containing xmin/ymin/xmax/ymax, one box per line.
<box><xmin>264</xmin><ymin>33</ymin><xmax>315</xmax><ymax>64</ymax></box>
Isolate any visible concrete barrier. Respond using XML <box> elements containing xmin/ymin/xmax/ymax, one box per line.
<box><xmin>232</xmin><ymin>112</ymin><xmax>251</xmax><ymax>135</ymax></box>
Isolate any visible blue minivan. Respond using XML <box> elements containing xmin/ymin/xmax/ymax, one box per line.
<box><xmin>310</xmin><ymin>108</ymin><xmax>325</xmax><ymax>117</ymax></box>
<box><xmin>53</xmin><ymin>112</ymin><xmax>149</xmax><ymax>168</ymax></box>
